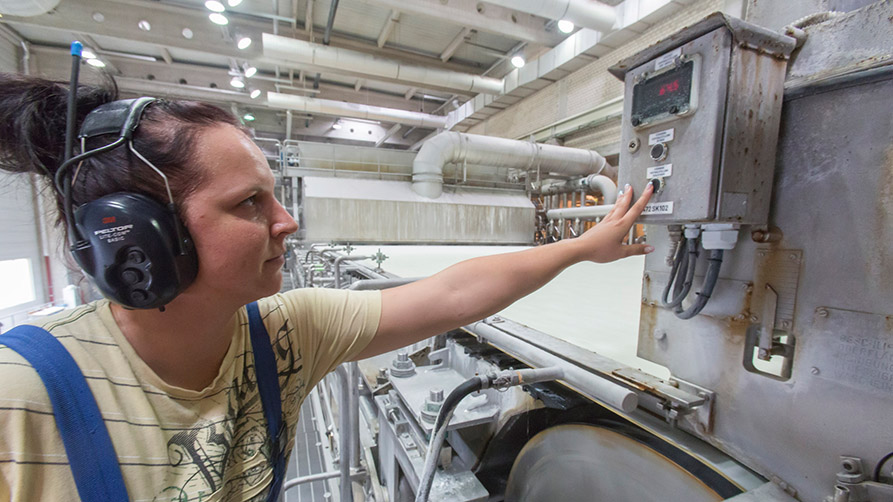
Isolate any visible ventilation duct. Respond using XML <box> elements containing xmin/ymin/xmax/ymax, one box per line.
<box><xmin>413</xmin><ymin>132</ymin><xmax>616</xmax><ymax>198</ymax></box>
<box><xmin>481</xmin><ymin>0</ymin><xmax>617</xmax><ymax>32</ymax></box>
<box><xmin>262</xmin><ymin>33</ymin><xmax>504</xmax><ymax>95</ymax></box>
<box><xmin>268</xmin><ymin>92</ymin><xmax>448</xmax><ymax>129</ymax></box>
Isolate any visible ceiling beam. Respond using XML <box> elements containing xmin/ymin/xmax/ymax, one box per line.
<box><xmin>440</xmin><ymin>27</ymin><xmax>470</xmax><ymax>62</ymax></box>
<box><xmin>357</xmin><ymin>0</ymin><xmax>563</xmax><ymax>46</ymax></box>
<box><xmin>377</xmin><ymin>10</ymin><xmax>401</xmax><ymax>48</ymax></box>
<box><xmin>375</xmin><ymin>123</ymin><xmax>401</xmax><ymax>147</ymax></box>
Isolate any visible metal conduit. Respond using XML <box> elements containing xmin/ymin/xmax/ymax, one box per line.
<box><xmin>334</xmin><ymin>365</ymin><xmax>354</xmax><ymax>502</ymax></box>
<box><xmin>333</xmin><ymin>255</ymin><xmax>373</xmax><ymax>289</ymax></box>
<box><xmin>464</xmin><ymin>320</ymin><xmax>638</xmax><ymax>413</ymax></box>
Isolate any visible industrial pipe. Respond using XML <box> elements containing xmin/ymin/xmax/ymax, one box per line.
<box><xmin>268</xmin><ymin>92</ymin><xmax>449</xmax><ymax>129</ymax></box>
<box><xmin>413</xmin><ymin>132</ymin><xmax>614</xmax><ymax>198</ymax></box>
<box><xmin>465</xmin><ymin>320</ymin><xmax>638</xmax><ymax>413</ymax></box>
<box><xmin>263</xmin><ymin>33</ymin><xmax>504</xmax><ymax>95</ymax></box>
<box><xmin>546</xmin><ymin>204</ymin><xmax>614</xmax><ymax>220</ymax></box>
<box><xmin>481</xmin><ymin>0</ymin><xmax>617</xmax><ymax>33</ymax></box>
<box><xmin>334</xmin><ymin>365</ymin><xmax>354</xmax><ymax>502</ymax></box>
<box><xmin>537</xmin><ymin>174</ymin><xmax>617</xmax><ymax>203</ymax></box>
<box><xmin>333</xmin><ymin>255</ymin><xmax>373</xmax><ymax>289</ymax></box>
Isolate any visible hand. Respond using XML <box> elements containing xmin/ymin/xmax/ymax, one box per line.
<box><xmin>574</xmin><ymin>182</ymin><xmax>655</xmax><ymax>263</ymax></box>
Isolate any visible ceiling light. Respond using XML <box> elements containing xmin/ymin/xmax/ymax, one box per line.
<box><xmin>237</xmin><ymin>36</ymin><xmax>252</xmax><ymax>50</ymax></box>
<box><xmin>230</xmin><ymin>77</ymin><xmax>245</xmax><ymax>88</ymax></box>
<box><xmin>558</xmin><ymin>20</ymin><xmax>574</xmax><ymax>33</ymax></box>
<box><xmin>250</xmin><ymin>88</ymin><xmax>261</xmax><ymax>99</ymax></box>
<box><xmin>205</xmin><ymin>0</ymin><xmax>225</xmax><ymax>12</ymax></box>
<box><xmin>209</xmin><ymin>13</ymin><xmax>229</xmax><ymax>25</ymax></box>
<box><xmin>182</xmin><ymin>28</ymin><xmax>194</xmax><ymax>39</ymax></box>
<box><xmin>86</xmin><ymin>59</ymin><xmax>106</xmax><ymax>68</ymax></box>
<box><xmin>332</xmin><ymin>122</ymin><xmax>342</xmax><ymax>130</ymax></box>
<box><xmin>92</xmin><ymin>12</ymin><xmax>105</xmax><ymax>22</ymax></box>
<box><xmin>243</xmin><ymin>113</ymin><xmax>255</xmax><ymax>121</ymax></box>
<box><xmin>81</xmin><ymin>49</ymin><xmax>98</xmax><ymax>59</ymax></box>
<box><xmin>228</xmin><ymin>0</ymin><xmax>243</xmax><ymax>6</ymax></box>
<box><xmin>510</xmin><ymin>55</ymin><xmax>525</xmax><ymax>68</ymax></box>
<box><xmin>138</xmin><ymin>20</ymin><xmax>151</xmax><ymax>31</ymax></box>
<box><xmin>244</xmin><ymin>66</ymin><xmax>257</xmax><ymax>78</ymax></box>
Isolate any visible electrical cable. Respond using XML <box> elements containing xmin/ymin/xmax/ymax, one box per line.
<box><xmin>675</xmin><ymin>250</ymin><xmax>724</xmax><ymax>320</ymax></box>
<box><xmin>874</xmin><ymin>451</ymin><xmax>893</xmax><ymax>483</ymax></box>
<box><xmin>662</xmin><ymin>237</ymin><xmax>699</xmax><ymax>309</ymax></box>
<box><xmin>415</xmin><ymin>376</ymin><xmax>485</xmax><ymax>502</ymax></box>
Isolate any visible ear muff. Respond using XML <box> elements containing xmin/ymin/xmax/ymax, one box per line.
<box><xmin>72</xmin><ymin>193</ymin><xmax>198</xmax><ymax>309</ymax></box>
<box><xmin>58</xmin><ymin>98</ymin><xmax>200</xmax><ymax>310</ymax></box>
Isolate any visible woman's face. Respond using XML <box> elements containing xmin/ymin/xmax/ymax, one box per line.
<box><xmin>181</xmin><ymin>124</ymin><xmax>298</xmax><ymax>305</ymax></box>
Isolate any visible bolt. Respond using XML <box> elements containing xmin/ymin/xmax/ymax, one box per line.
<box><xmin>654</xmin><ymin>331</ymin><xmax>667</xmax><ymax>341</ymax></box>
<box><xmin>750</xmin><ymin>315</ymin><xmax>759</xmax><ymax>322</ymax></box>
<box><xmin>781</xmin><ymin>320</ymin><xmax>791</xmax><ymax>329</ymax></box>
<box><xmin>733</xmin><ymin>314</ymin><xmax>746</xmax><ymax>321</ymax></box>
<box><xmin>757</xmin><ymin>250</ymin><xmax>767</xmax><ymax>257</ymax></box>
<box><xmin>396</xmin><ymin>351</ymin><xmax>408</xmax><ymax>362</ymax></box>
<box><xmin>643</xmin><ymin>273</ymin><xmax>650</xmax><ymax>280</ymax></box>
<box><xmin>810</xmin><ymin>367</ymin><xmax>820</xmax><ymax>375</ymax></box>
<box><xmin>429</xmin><ymin>388</ymin><xmax>444</xmax><ymax>402</ymax></box>
<box><xmin>788</xmin><ymin>253</ymin><xmax>798</xmax><ymax>262</ymax></box>
<box><xmin>817</xmin><ymin>308</ymin><xmax>830</xmax><ymax>318</ymax></box>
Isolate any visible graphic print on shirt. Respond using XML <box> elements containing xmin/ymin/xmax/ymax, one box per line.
<box><xmin>157</xmin><ymin>306</ymin><xmax>305</xmax><ymax>501</ymax></box>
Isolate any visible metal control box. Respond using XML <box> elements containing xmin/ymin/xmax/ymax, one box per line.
<box><xmin>609</xmin><ymin>13</ymin><xmax>795</xmax><ymax>224</ymax></box>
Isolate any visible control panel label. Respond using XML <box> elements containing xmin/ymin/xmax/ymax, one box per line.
<box><xmin>654</xmin><ymin>48</ymin><xmax>682</xmax><ymax>71</ymax></box>
<box><xmin>647</xmin><ymin>164</ymin><xmax>672</xmax><ymax>178</ymax></box>
<box><xmin>649</xmin><ymin>128</ymin><xmax>674</xmax><ymax>145</ymax></box>
<box><xmin>642</xmin><ymin>201</ymin><xmax>674</xmax><ymax>215</ymax></box>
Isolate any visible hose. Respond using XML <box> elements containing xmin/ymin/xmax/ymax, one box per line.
<box><xmin>662</xmin><ymin>237</ymin><xmax>698</xmax><ymax>309</ymax></box>
<box><xmin>415</xmin><ymin>376</ymin><xmax>485</xmax><ymax>502</ymax></box>
<box><xmin>415</xmin><ymin>368</ymin><xmax>564</xmax><ymax>501</ymax></box>
<box><xmin>674</xmin><ymin>250</ymin><xmax>724</xmax><ymax>320</ymax></box>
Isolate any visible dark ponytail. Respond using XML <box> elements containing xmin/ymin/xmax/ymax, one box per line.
<box><xmin>0</xmin><ymin>73</ymin><xmax>244</xmax><ymax>235</ymax></box>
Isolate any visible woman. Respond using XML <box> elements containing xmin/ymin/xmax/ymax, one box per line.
<box><xmin>0</xmin><ymin>74</ymin><xmax>653</xmax><ymax>501</ymax></box>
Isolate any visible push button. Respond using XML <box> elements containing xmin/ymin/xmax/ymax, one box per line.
<box><xmin>650</xmin><ymin>142</ymin><xmax>668</xmax><ymax>161</ymax></box>
<box><xmin>649</xmin><ymin>178</ymin><xmax>663</xmax><ymax>194</ymax></box>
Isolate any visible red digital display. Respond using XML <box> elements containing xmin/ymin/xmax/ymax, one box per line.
<box><xmin>658</xmin><ymin>80</ymin><xmax>680</xmax><ymax>96</ymax></box>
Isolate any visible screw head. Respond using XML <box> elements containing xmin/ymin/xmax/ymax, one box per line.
<box><xmin>627</xmin><ymin>138</ymin><xmax>640</xmax><ymax>153</ymax></box>
<box><xmin>750</xmin><ymin>315</ymin><xmax>759</xmax><ymax>322</ymax></box>
<box><xmin>810</xmin><ymin>367</ymin><xmax>820</xmax><ymax>375</ymax></box>
<box><xmin>817</xmin><ymin>308</ymin><xmax>830</xmax><ymax>318</ymax></box>
<box><xmin>781</xmin><ymin>320</ymin><xmax>791</xmax><ymax>329</ymax></box>
<box><xmin>788</xmin><ymin>253</ymin><xmax>798</xmax><ymax>261</ymax></box>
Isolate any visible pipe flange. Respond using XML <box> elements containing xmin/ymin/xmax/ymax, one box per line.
<box><xmin>390</xmin><ymin>351</ymin><xmax>416</xmax><ymax>378</ymax></box>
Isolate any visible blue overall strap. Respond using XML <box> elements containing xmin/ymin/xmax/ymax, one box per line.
<box><xmin>0</xmin><ymin>325</ymin><xmax>129</xmax><ymax>501</ymax></box>
<box><xmin>245</xmin><ymin>302</ymin><xmax>286</xmax><ymax>502</ymax></box>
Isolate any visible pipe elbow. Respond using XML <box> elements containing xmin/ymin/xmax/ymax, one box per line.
<box><xmin>412</xmin><ymin>132</ymin><xmax>461</xmax><ymax>198</ymax></box>
<box><xmin>586</xmin><ymin>174</ymin><xmax>618</xmax><ymax>204</ymax></box>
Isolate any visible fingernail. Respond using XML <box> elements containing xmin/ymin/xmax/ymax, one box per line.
<box><xmin>644</xmin><ymin>245</ymin><xmax>655</xmax><ymax>253</ymax></box>
<box><xmin>617</xmin><ymin>189</ymin><xmax>624</xmax><ymax>197</ymax></box>
<box><xmin>624</xmin><ymin>183</ymin><xmax>631</xmax><ymax>191</ymax></box>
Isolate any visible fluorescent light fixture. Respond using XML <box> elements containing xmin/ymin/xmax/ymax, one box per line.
<box><xmin>228</xmin><ymin>0</ymin><xmax>243</xmax><ymax>6</ymax></box>
<box><xmin>244</xmin><ymin>66</ymin><xmax>257</xmax><ymax>78</ymax></box>
<box><xmin>230</xmin><ymin>77</ymin><xmax>245</xmax><ymax>88</ymax></box>
<box><xmin>86</xmin><ymin>59</ymin><xmax>106</xmax><ymax>68</ymax></box>
<box><xmin>182</xmin><ymin>28</ymin><xmax>194</xmax><ymax>39</ymax></box>
<box><xmin>237</xmin><ymin>36</ymin><xmax>252</xmax><ymax>50</ymax></box>
<box><xmin>209</xmin><ymin>13</ymin><xmax>229</xmax><ymax>25</ymax></box>
<box><xmin>250</xmin><ymin>88</ymin><xmax>261</xmax><ymax>99</ymax></box>
<box><xmin>138</xmin><ymin>20</ymin><xmax>151</xmax><ymax>31</ymax></box>
<box><xmin>510</xmin><ymin>55</ymin><xmax>525</xmax><ymax>68</ymax></box>
<box><xmin>81</xmin><ymin>49</ymin><xmax>97</xmax><ymax>59</ymax></box>
<box><xmin>558</xmin><ymin>19</ymin><xmax>574</xmax><ymax>33</ymax></box>
<box><xmin>243</xmin><ymin>113</ymin><xmax>255</xmax><ymax>121</ymax></box>
<box><xmin>205</xmin><ymin>1</ymin><xmax>225</xmax><ymax>12</ymax></box>
<box><xmin>332</xmin><ymin>122</ymin><xmax>342</xmax><ymax>130</ymax></box>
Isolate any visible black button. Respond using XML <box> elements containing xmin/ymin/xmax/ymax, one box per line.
<box><xmin>650</xmin><ymin>178</ymin><xmax>662</xmax><ymax>193</ymax></box>
<box><xmin>631</xmin><ymin>116</ymin><xmax>641</xmax><ymax>127</ymax></box>
<box><xmin>122</xmin><ymin>268</ymin><xmax>144</xmax><ymax>285</ymax></box>
<box><xmin>127</xmin><ymin>249</ymin><xmax>146</xmax><ymax>263</ymax></box>
<box><xmin>650</xmin><ymin>143</ymin><xmax>667</xmax><ymax>161</ymax></box>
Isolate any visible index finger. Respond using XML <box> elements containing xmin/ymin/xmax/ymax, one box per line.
<box><xmin>620</xmin><ymin>182</ymin><xmax>654</xmax><ymax>226</ymax></box>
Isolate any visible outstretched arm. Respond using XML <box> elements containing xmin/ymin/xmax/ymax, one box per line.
<box><xmin>356</xmin><ymin>183</ymin><xmax>654</xmax><ymax>359</ymax></box>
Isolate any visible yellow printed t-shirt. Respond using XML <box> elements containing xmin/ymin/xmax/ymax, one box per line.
<box><xmin>0</xmin><ymin>288</ymin><xmax>381</xmax><ymax>502</ymax></box>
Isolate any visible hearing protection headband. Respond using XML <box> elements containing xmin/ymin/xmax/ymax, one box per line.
<box><xmin>53</xmin><ymin>97</ymin><xmax>190</xmax><ymax>258</ymax></box>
